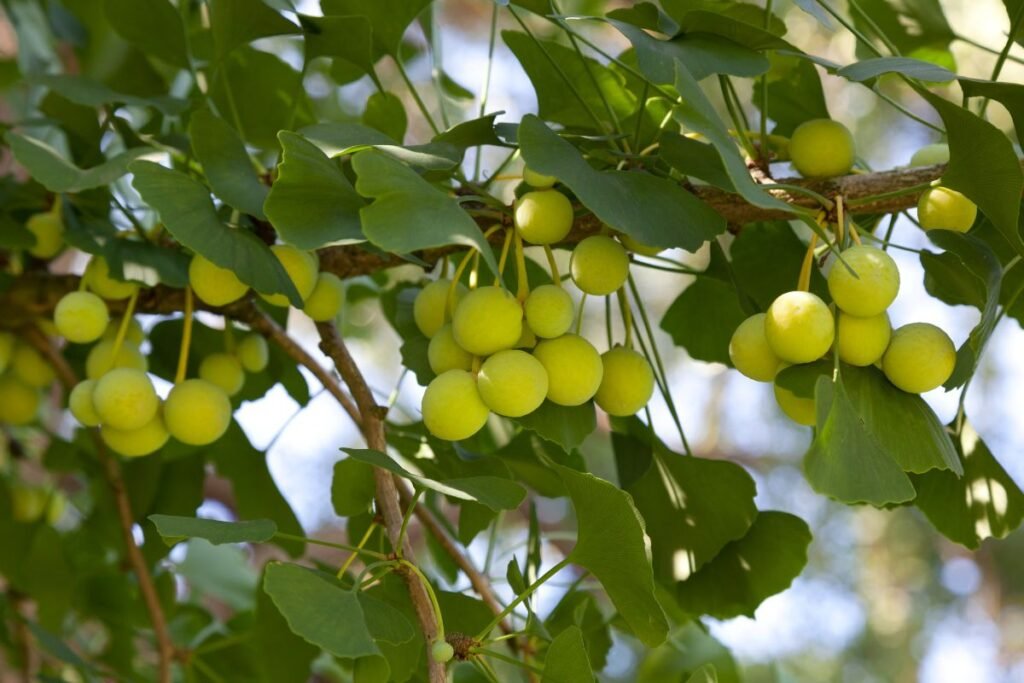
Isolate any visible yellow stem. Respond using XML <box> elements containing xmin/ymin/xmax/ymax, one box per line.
<box><xmin>337</xmin><ymin>522</ymin><xmax>378</xmax><ymax>580</ymax></box>
<box><xmin>797</xmin><ymin>235</ymin><xmax>819</xmax><ymax>293</ymax></box>
<box><xmin>106</xmin><ymin>289</ymin><xmax>139</xmax><ymax>374</ymax></box>
<box><xmin>575</xmin><ymin>293</ymin><xmax>588</xmax><ymax>335</ymax></box>
<box><xmin>514</xmin><ymin>230</ymin><xmax>529</xmax><ymax>302</ymax></box>
<box><xmin>470</xmin><ymin>251</ymin><xmax>480</xmax><ymax>290</ymax></box>
<box><xmin>223</xmin><ymin>320</ymin><xmax>236</xmax><ymax>353</ymax></box>
<box><xmin>616</xmin><ymin>288</ymin><xmax>634</xmax><ymax>349</ymax></box>
<box><xmin>494</xmin><ymin>229</ymin><xmax>514</xmax><ymax>286</ymax></box>
<box><xmin>543</xmin><ymin>245</ymin><xmax>560</xmax><ymax>286</ymax></box>
<box><xmin>175</xmin><ymin>288</ymin><xmax>194</xmax><ymax>384</ymax></box>
<box><xmin>447</xmin><ymin>250</ymin><xmax>476</xmax><ymax>321</ymax></box>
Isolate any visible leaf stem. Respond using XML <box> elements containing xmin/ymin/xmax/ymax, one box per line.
<box><xmin>394</xmin><ymin>57</ymin><xmax>440</xmax><ymax>136</ymax></box>
<box><xmin>273</xmin><ymin>532</ymin><xmax>388</xmax><ymax>559</ymax></box>
<box><xmin>175</xmin><ymin>287</ymin><xmax>194</xmax><ymax>384</ymax></box>
<box><xmin>337</xmin><ymin>522</ymin><xmax>379</xmax><ymax>579</ymax></box>
<box><xmin>474</xmin><ymin>2</ymin><xmax>500</xmax><ymax>182</ymax></box>
<box><xmin>543</xmin><ymin>245</ymin><xmax>561</xmax><ymax>286</ymax></box>
<box><xmin>399</xmin><ymin>559</ymin><xmax>446</xmax><ymax>638</ymax></box>
<box><xmin>980</xmin><ymin>0</ymin><xmax>1024</xmax><ymax>117</ymax></box>
<box><xmin>396</xmin><ymin>490</ymin><xmax>423</xmax><ymax>558</ymax></box>
<box><xmin>475</xmin><ymin>558</ymin><xmax>570</xmax><ymax>640</ymax></box>
<box><xmin>472</xmin><ymin>648</ymin><xmax>546</xmax><ymax>675</ymax></box>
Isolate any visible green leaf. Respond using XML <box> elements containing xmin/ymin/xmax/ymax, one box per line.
<box><xmin>359</xmin><ymin>594</ymin><xmax>417</xmax><ymax>645</ymax></box>
<box><xmin>674</xmin><ymin>511</ymin><xmax>811</xmax><ymax>618</ymax></box>
<box><xmin>433</xmin><ymin>113</ymin><xmax>505</xmax><ymax>151</ymax></box>
<box><xmin>440</xmin><ymin>71</ymin><xmax>474</xmax><ymax>99</ymax></box>
<box><xmin>253</xmin><ymin>575</ymin><xmax>320</xmax><ymax>683</ymax></box>
<box><xmin>661</xmin><ymin>277</ymin><xmax>747</xmax><ymax>365</ymax></box>
<box><xmin>363</xmin><ymin>91</ymin><xmax>408</xmax><ymax>142</ymax></box>
<box><xmin>542</xmin><ymin>626</ymin><xmax>595</xmax><ymax>683</ymax></box>
<box><xmin>686</xmin><ymin>665</ymin><xmax>719</xmax><ymax>683</ymax></box>
<box><xmin>177</xmin><ymin>539</ymin><xmax>258</xmax><ymax>611</ymax></box>
<box><xmin>129</xmin><ymin>160</ymin><xmax>303</xmax><ymax>306</ymax></box>
<box><xmin>5</xmin><ymin>131</ymin><xmax>149</xmax><ymax>193</ymax></box>
<box><xmin>332</xmin><ymin>457</ymin><xmax>377</xmax><ymax>517</ymax></box>
<box><xmin>753</xmin><ymin>55</ymin><xmax>830</xmax><ymax>136</ymax></box>
<box><xmin>148</xmin><ymin>515</ymin><xmax>277</xmax><ymax>546</ymax></box>
<box><xmin>189</xmin><ymin>110</ymin><xmax>268</xmax><ymax>219</ymax></box>
<box><xmin>104</xmin><ymin>0</ymin><xmax>189</xmax><ymax>68</ymax></box>
<box><xmin>264</xmin><ymin>132</ymin><xmax>365</xmax><ymax>248</ymax></box>
<box><xmin>29</xmin><ymin>73</ymin><xmax>187</xmax><ymax>114</ymax></box>
<box><xmin>515</xmin><ymin>401</ymin><xmax>597</xmax><ymax>452</ymax></box>
<box><xmin>302</xmin><ymin>14</ymin><xmax>376</xmax><ymax>81</ymax></box>
<box><xmin>321</xmin><ymin>0</ymin><xmax>430</xmax><ymax>55</ymax></box>
<box><xmin>659</xmin><ymin>133</ymin><xmax>736</xmax><ymax>191</ymax></box>
<box><xmin>637</xmin><ymin>622</ymin><xmax>740</xmax><ymax>683</ymax></box>
<box><xmin>545</xmin><ymin>591</ymin><xmax>613</xmax><ymax>670</ymax></box>
<box><xmin>730</xmin><ymin>221</ymin><xmax>829</xmax><ymax>309</ymax></box>
<box><xmin>837</xmin><ymin>57</ymin><xmax>956</xmax><ymax>83</ymax></box>
<box><xmin>675</xmin><ymin>10</ymin><xmax>794</xmax><ymax>50</ymax></box>
<box><xmin>850</xmin><ymin>0</ymin><xmax>955</xmax><ymax>64</ymax></box>
<box><xmin>211</xmin><ymin>0</ymin><xmax>299</xmax><ymax>64</ymax></box>
<box><xmin>959</xmin><ymin>78</ymin><xmax>1024</xmax><ymax>151</ymax></box>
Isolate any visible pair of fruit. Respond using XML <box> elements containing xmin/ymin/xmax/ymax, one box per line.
<box><xmin>9</xmin><ymin>484</ymin><xmax>65</xmax><ymax>525</ymax></box>
<box><xmin>197</xmin><ymin>333</ymin><xmax>270</xmax><ymax>397</ymax></box>
<box><xmin>50</xmin><ymin>254</ymin><xmax>142</xmax><ymax>346</ymax></box>
<box><xmin>907</xmin><ymin>143</ymin><xmax>976</xmax><ymax>233</ymax></box>
<box><xmin>0</xmin><ymin>334</ymin><xmax>56</xmax><ymax>426</ymax></box>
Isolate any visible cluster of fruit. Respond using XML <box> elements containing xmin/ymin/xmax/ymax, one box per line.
<box><xmin>415</xmin><ymin>169</ymin><xmax>656</xmax><ymax>441</ymax></box>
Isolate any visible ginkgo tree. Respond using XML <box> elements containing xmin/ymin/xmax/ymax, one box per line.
<box><xmin>1</xmin><ymin>0</ymin><xmax>1023</xmax><ymax>681</ymax></box>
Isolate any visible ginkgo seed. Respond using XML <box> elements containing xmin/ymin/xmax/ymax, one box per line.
<box><xmin>515</xmin><ymin>190</ymin><xmax>574</xmax><ymax>245</ymax></box>
<box><xmin>414</xmin><ymin>279</ymin><xmax>466</xmax><ymax>339</ymax></box>
<box><xmin>189</xmin><ymin>253</ymin><xmax>249</xmax><ymax>307</ymax></box>
<box><xmin>595</xmin><ymin>346</ymin><xmax>655</xmax><ymax>416</ymax></box>
<box><xmin>788</xmin><ymin>119</ymin><xmax>855</xmax><ymax>178</ymax></box>
<box><xmin>477</xmin><ymin>349</ymin><xmax>549</xmax><ymax>417</ymax></box>
<box><xmin>729</xmin><ymin>314</ymin><xmax>782</xmax><ymax>382</ymax></box>
<box><xmin>570</xmin><ymin>235</ymin><xmax>629</xmax><ymax>296</ymax></box>
<box><xmin>54</xmin><ymin>291</ymin><xmax>110</xmax><ymax>344</ymax></box>
<box><xmin>524</xmin><ymin>284</ymin><xmax>574</xmax><ymax>339</ymax></box>
<box><xmin>452</xmin><ymin>286</ymin><xmax>523</xmax><ymax>356</ymax></box>
<box><xmin>827</xmin><ymin>245</ymin><xmax>900</xmax><ymax>317</ymax></box>
<box><xmin>199</xmin><ymin>353</ymin><xmax>246</xmax><ymax>396</ymax></box>
<box><xmin>532</xmin><ymin>334</ymin><xmax>603</xmax><ymax>406</ymax></box>
<box><xmin>422</xmin><ymin>370</ymin><xmax>490</xmax><ymax>441</ymax></box>
<box><xmin>882</xmin><ymin>323</ymin><xmax>956</xmax><ymax>393</ymax></box>
<box><xmin>164</xmin><ymin>379</ymin><xmax>232</xmax><ymax>446</ymax></box>
<box><xmin>764</xmin><ymin>291</ymin><xmax>835</xmax><ymax>364</ymax></box>
<box><xmin>93</xmin><ymin>368</ymin><xmax>159</xmax><ymax>431</ymax></box>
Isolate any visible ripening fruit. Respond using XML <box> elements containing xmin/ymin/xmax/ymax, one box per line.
<box><xmin>917</xmin><ymin>187</ymin><xmax>977</xmax><ymax>232</ymax></box>
<box><xmin>773</xmin><ymin>381</ymin><xmax>817</xmax><ymax>426</ymax></box>
<box><xmin>0</xmin><ymin>332</ymin><xmax>15</xmax><ymax>374</ymax></box>
<box><xmin>199</xmin><ymin>353</ymin><xmax>245</xmax><ymax>396</ymax></box>
<box><xmin>532</xmin><ymin>334</ymin><xmax>603</xmax><ymax>406</ymax></box>
<box><xmin>26</xmin><ymin>211</ymin><xmax>64</xmax><ymax>259</ymax></box>
<box><xmin>477</xmin><ymin>350</ymin><xmax>549</xmax><ymax>417</ymax></box>
<box><xmin>836</xmin><ymin>312</ymin><xmax>891</xmax><ymax>367</ymax></box>
<box><xmin>523</xmin><ymin>167</ymin><xmax>556</xmax><ymax>189</ymax></box>
<box><xmin>93</xmin><ymin>368</ymin><xmax>159</xmax><ymax>431</ymax></box>
<box><xmin>103</xmin><ymin>317</ymin><xmax>145</xmax><ymax>346</ymax></box>
<box><xmin>910</xmin><ymin>143</ymin><xmax>949</xmax><ymax>167</ymax></box>
<box><xmin>595</xmin><ymin>347</ymin><xmax>655</xmax><ymax>416</ymax></box>
<box><xmin>428</xmin><ymin>325</ymin><xmax>473</xmax><ymax>374</ymax></box>
<box><xmin>431</xmin><ymin>641</ymin><xmax>455</xmax><ymax>664</ymax></box>
<box><xmin>827</xmin><ymin>245</ymin><xmax>900</xmax><ymax>317</ymax></box>
<box><xmin>524</xmin><ymin>285</ymin><xmax>574</xmax><ymax>339</ymax></box>
<box><xmin>728</xmin><ymin>314</ymin><xmax>782</xmax><ymax>382</ymax></box>
<box><xmin>571</xmin><ymin>235</ymin><xmax>630</xmax><ymax>296</ymax></box>
<box><xmin>422</xmin><ymin>369</ymin><xmax>490</xmax><ymax>441</ymax></box>
<box><xmin>618</xmin><ymin>234</ymin><xmax>664</xmax><ymax>256</ymax></box>
<box><xmin>515</xmin><ymin>190</ymin><xmax>574</xmax><ymax>245</ymax></box>
<box><xmin>164</xmin><ymin>379</ymin><xmax>232</xmax><ymax>446</ymax></box>
<box><xmin>69</xmin><ymin>379</ymin><xmax>101</xmax><ymax>427</ymax></box>
<box><xmin>84</xmin><ymin>256</ymin><xmax>138</xmax><ymax>300</ymax></box>
<box><xmin>788</xmin><ymin>119</ymin><xmax>855</xmax><ymax>178</ymax></box>
<box><xmin>54</xmin><ymin>291</ymin><xmax>110</xmax><ymax>344</ymax></box>
<box><xmin>189</xmin><ymin>253</ymin><xmax>249</xmax><ymax>307</ymax></box>
<box><xmin>414</xmin><ymin>279</ymin><xmax>466</xmax><ymax>339</ymax></box>
<box><xmin>260</xmin><ymin>245</ymin><xmax>319</xmax><ymax>307</ymax></box>
<box><xmin>452</xmin><ymin>286</ymin><xmax>523</xmax><ymax>356</ymax></box>
<box><xmin>303</xmin><ymin>272</ymin><xmax>345</xmax><ymax>321</ymax></box>
<box><xmin>882</xmin><ymin>323</ymin><xmax>956</xmax><ymax>393</ymax></box>
<box><xmin>85</xmin><ymin>340</ymin><xmax>148</xmax><ymax>380</ymax></box>
<box><xmin>11</xmin><ymin>344</ymin><xmax>55</xmax><ymax>388</ymax></box>
<box><xmin>101</xmin><ymin>412</ymin><xmax>170</xmax><ymax>457</ymax></box>
<box><xmin>236</xmin><ymin>333</ymin><xmax>269</xmax><ymax>373</ymax></box>
<box><xmin>765</xmin><ymin>291</ymin><xmax>835</xmax><ymax>364</ymax></box>
<box><xmin>0</xmin><ymin>375</ymin><xmax>39</xmax><ymax>425</ymax></box>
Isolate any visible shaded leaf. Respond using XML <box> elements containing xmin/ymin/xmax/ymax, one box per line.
<box><xmin>104</xmin><ymin>0</ymin><xmax>188</xmax><ymax>68</ymax></box>
<box><xmin>321</xmin><ymin>0</ymin><xmax>430</xmax><ymax>55</ymax></box>
<box><xmin>332</xmin><ymin>457</ymin><xmax>377</xmax><ymax>517</ymax></box>
<box><xmin>29</xmin><ymin>73</ymin><xmax>186</xmax><ymax>114</ymax></box>
<box><xmin>6</xmin><ymin>131</ymin><xmax>149</xmax><ymax>193</ymax></box>
<box><xmin>753</xmin><ymin>55</ymin><xmax>830</xmax><ymax>136</ymax></box>
<box><xmin>837</xmin><ymin>57</ymin><xmax>955</xmax><ymax>83</ymax></box>
<box><xmin>661</xmin><ymin>277</ymin><xmax>746</xmax><ymax>364</ymax></box>
<box><xmin>515</xmin><ymin>401</ymin><xmax>597</xmax><ymax>452</ymax></box>
<box><xmin>542</xmin><ymin>626</ymin><xmax>594</xmax><ymax>683</ymax></box>
<box><xmin>611</xmin><ymin>20</ymin><xmax>768</xmax><ymax>81</ymax></box>
<box><xmin>363</xmin><ymin>91</ymin><xmax>408</xmax><ymax>142</ymax></box>
<box><xmin>730</xmin><ymin>221</ymin><xmax>829</xmax><ymax>308</ymax></box>
<box><xmin>211</xmin><ymin>0</ymin><xmax>299</xmax><ymax>63</ymax></box>
<box><xmin>190</xmin><ymin>110</ymin><xmax>268</xmax><ymax>219</ymax></box>
<box><xmin>149</xmin><ymin>515</ymin><xmax>276</xmax><ymax>546</ymax></box>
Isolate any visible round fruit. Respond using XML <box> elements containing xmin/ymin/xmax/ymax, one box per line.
<box><xmin>84</xmin><ymin>256</ymin><xmax>138</xmax><ymax>300</ymax></box>
<box><xmin>427</xmin><ymin>325</ymin><xmax>473</xmax><ymax>374</ymax></box>
<box><xmin>0</xmin><ymin>332</ymin><xmax>15</xmax><ymax>374</ymax></box>
<box><xmin>93</xmin><ymin>368</ymin><xmax>158</xmax><ymax>431</ymax></box>
<box><xmin>910</xmin><ymin>143</ymin><xmax>949</xmax><ymax>167</ymax></box>
<box><xmin>54</xmin><ymin>291</ymin><xmax>110</xmax><ymax>344</ymax></box>
<box><xmin>102</xmin><ymin>413</ymin><xmax>170</xmax><ymax>457</ymax></box>
<box><xmin>0</xmin><ymin>375</ymin><xmax>39</xmax><ymax>425</ymax></box>
<box><xmin>11</xmin><ymin>344</ymin><xmax>55</xmax><ymax>388</ymax></box>
<box><xmin>164</xmin><ymin>379</ymin><xmax>232</xmax><ymax>446</ymax></box>
<box><xmin>882</xmin><ymin>322</ymin><xmax>955</xmax><ymax>393</ymax></box>
<box><xmin>422</xmin><ymin>370</ymin><xmax>490</xmax><ymax>441</ymax></box>
<box><xmin>836</xmin><ymin>312</ymin><xmax>891</xmax><ymax>367</ymax></box>
<box><xmin>69</xmin><ymin>379</ymin><xmax>101</xmax><ymax>427</ymax></box>
<box><xmin>11</xmin><ymin>486</ymin><xmax>47</xmax><ymax>523</ymax></box>
<box><xmin>199</xmin><ymin>353</ymin><xmax>245</xmax><ymax>396</ymax></box>
<box><xmin>103</xmin><ymin>317</ymin><xmax>145</xmax><ymax>345</ymax></box>
<box><xmin>452</xmin><ymin>286</ymin><xmax>523</xmax><ymax>356</ymax></box>
<box><xmin>618</xmin><ymin>234</ymin><xmax>664</xmax><ymax>256</ymax></box>
<box><xmin>918</xmin><ymin>187</ymin><xmax>977</xmax><ymax>232</ymax></box>
<box><xmin>570</xmin><ymin>235</ymin><xmax>629</xmax><ymax>296</ymax></box>
<box><xmin>764</xmin><ymin>291</ymin><xmax>835</xmax><ymax>364</ymax></box>
<box><xmin>523</xmin><ymin>167</ymin><xmax>556</xmax><ymax>189</ymax></box>
<box><xmin>827</xmin><ymin>245</ymin><xmax>900</xmax><ymax>317</ymax></box>
<box><xmin>414</xmin><ymin>279</ymin><xmax>466</xmax><ymax>339</ymax></box>
<box><xmin>189</xmin><ymin>253</ymin><xmax>249</xmax><ymax>307</ymax></box>
<box><xmin>788</xmin><ymin>119</ymin><xmax>855</xmax><ymax>178</ymax></box>
<box><xmin>524</xmin><ymin>285</ymin><xmax>574</xmax><ymax>339</ymax></box>
<box><xmin>515</xmin><ymin>190</ymin><xmax>574</xmax><ymax>245</ymax></box>
<box><xmin>260</xmin><ymin>245</ymin><xmax>319</xmax><ymax>307</ymax></box>
<box><xmin>303</xmin><ymin>272</ymin><xmax>345</xmax><ymax>321</ymax></box>
<box><xmin>728</xmin><ymin>314</ymin><xmax>782</xmax><ymax>382</ymax></box>
<box><xmin>773</xmin><ymin>381</ymin><xmax>817</xmax><ymax>426</ymax></box>
<box><xmin>85</xmin><ymin>340</ymin><xmax>148</xmax><ymax>380</ymax></box>
<box><xmin>26</xmin><ymin>211</ymin><xmax>64</xmax><ymax>259</ymax></box>
<box><xmin>236</xmin><ymin>333</ymin><xmax>269</xmax><ymax>373</ymax></box>
<box><xmin>532</xmin><ymin>334</ymin><xmax>603</xmax><ymax>406</ymax></box>
<box><xmin>477</xmin><ymin>349</ymin><xmax>549</xmax><ymax>417</ymax></box>
<box><xmin>595</xmin><ymin>347</ymin><xmax>655</xmax><ymax>416</ymax></box>
<box><xmin>431</xmin><ymin>641</ymin><xmax>455</xmax><ymax>664</ymax></box>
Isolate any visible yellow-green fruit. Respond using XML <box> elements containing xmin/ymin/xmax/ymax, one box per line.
<box><xmin>103</xmin><ymin>317</ymin><xmax>145</xmax><ymax>346</ymax></box>
<box><xmin>102</xmin><ymin>413</ymin><xmax>170</xmax><ymax>457</ymax></box>
<box><xmin>414</xmin><ymin>279</ymin><xmax>466</xmax><ymax>338</ymax></box>
<box><xmin>69</xmin><ymin>379</ymin><xmax>101</xmax><ymax>427</ymax></box>
<box><xmin>236</xmin><ymin>333</ymin><xmax>269</xmax><ymax>373</ymax></box>
<box><xmin>618</xmin><ymin>234</ymin><xmax>664</xmax><ymax>256</ymax></box>
<box><xmin>26</xmin><ymin>211</ymin><xmax>64</xmax><ymax>259</ymax></box>
<box><xmin>515</xmin><ymin>190</ymin><xmax>574</xmax><ymax>245</ymax></box>
<box><xmin>910</xmin><ymin>143</ymin><xmax>949</xmax><ymax>167</ymax></box>
<box><xmin>199</xmin><ymin>353</ymin><xmax>245</xmax><ymax>396</ymax></box>
<box><xmin>0</xmin><ymin>375</ymin><xmax>39</xmax><ymax>425</ymax></box>
<box><xmin>84</xmin><ymin>256</ymin><xmax>138</xmax><ymax>300</ymax></box>
<box><xmin>452</xmin><ymin>286</ymin><xmax>523</xmax><ymax>356</ymax></box>
<box><xmin>11</xmin><ymin>344</ymin><xmax>55</xmax><ymax>388</ymax></box>
<box><xmin>477</xmin><ymin>349</ymin><xmax>549</xmax><ymax>417</ymax></box>
<box><xmin>427</xmin><ymin>325</ymin><xmax>473</xmax><ymax>374</ymax></box>
<box><xmin>189</xmin><ymin>253</ymin><xmax>249</xmax><ymax>307</ymax></box>
<box><xmin>728</xmin><ymin>314</ymin><xmax>782</xmax><ymax>382</ymax></box>
<box><xmin>524</xmin><ymin>285</ymin><xmax>574</xmax><ymax>339</ymax></box>
<box><xmin>422</xmin><ymin>369</ymin><xmax>490</xmax><ymax>441</ymax></box>
<box><xmin>11</xmin><ymin>486</ymin><xmax>48</xmax><ymax>523</ymax></box>
<box><xmin>827</xmin><ymin>245</ymin><xmax>900</xmax><ymax>317</ymax></box>
<box><xmin>836</xmin><ymin>312</ymin><xmax>891</xmax><ymax>367</ymax></box>
<box><xmin>93</xmin><ymin>368</ymin><xmax>158</xmax><ymax>431</ymax></box>
<box><xmin>85</xmin><ymin>340</ymin><xmax>148</xmax><ymax>380</ymax></box>
<box><xmin>765</xmin><ymin>291</ymin><xmax>835</xmax><ymax>364</ymax></box>
<box><xmin>595</xmin><ymin>347</ymin><xmax>655</xmax><ymax>416</ymax></box>
<box><xmin>918</xmin><ymin>187</ymin><xmax>977</xmax><ymax>232</ymax></box>
<box><xmin>523</xmin><ymin>167</ymin><xmax>557</xmax><ymax>189</ymax></box>
<box><xmin>882</xmin><ymin>322</ymin><xmax>955</xmax><ymax>393</ymax></box>
<box><xmin>773</xmin><ymin>381</ymin><xmax>817</xmax><ymax>426</ymax></box>
<box><xmin>303</xmin><ymin>272</ymin><xmax>345</xmax><ymax>321</ymax></box>
<box><xmin>54</xmin><ymin>291</ymin><xmax>110</xmax><ymax>344</ymax></box>
<box><xmin>532</xmin><ymin>334</ymin><xmax>603</xmax><ymax>406</ymax></box>
<box><xmin>788</xmin><ymin>119</ymin><xmax>855</xmax><ymax>178</ymax></box>
<box><xmin>164</xmin><ymin>379</ymin><xmax>232</xmax><ymax>446</ymax></box>
<box><xmin>570</xmin><ymin>235</ymin><xmax>630</xmax><ymax>296</ymax></box>
<box><xmin>260</xmin><ymin>245</ymin><xmax>319</xmax><ymax>307</ymax></box>
<box><xmin>0</xmin><ymin>332</ymin><xmax>15</xmax><ymax>374</ymax></box>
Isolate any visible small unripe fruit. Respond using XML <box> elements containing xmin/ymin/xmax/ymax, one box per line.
<box><xmin>765</xmin><ymin>291</ymin><xmax>835</xmax><ymax>364</ymax></box>
<box><xmin>595</xmin><ymin>347</ymin><xmax>655</xmax><ymax>416</ymax></box>
<box><xmin>93</xmin><ymin>368</ymin><xmax>159</xmax><ymax>431</ymax></box>
<box><xmin>835</xmin><ymin>312</ymin><xmax>891</xmax><ymax>367</ymax></box>
<box><xmin>827</xmin><ymin>245</ymin><xmax>900</xmax><ymax>317</ymax></box>
<box><xmin>918</xmin><ymin>187</ymin><xmax>977</xmax><ymax>232</ymax></box>
<box><xmin>452</xmin><ymin>286</ymin><xmax>523</xmax><ymax>356</ymax></box>
<box><xmin>103</xmin><ymin>317</ymin><xmax>145</xmax><ymax>345</ymax></box>
<box><xmin>236</xmin><ymin>334</ymin><xmax>269</xmax><ymax>373</ymax></box>
<box><xmin>84</xmin><ymin>256</ymin><xmax>138</xmax><ymax>300</ymax></box>
<box><xmin>523</xmin><ymin>167</ymin><xmax>556</xmax><ymax>189</ymax></box>
<box><xmin>910</xmin><ymin>143</ymin><xmax>949</xmax><ymax>167</ymax></box>
<box><xmin>260</xmin><ymin>245</ymin><xmax>319</xmax><ymax>307</ymax></box>
<box><xmin>618</xmin><ymin>234</ymin><xmax>664</xmax><ymax>256</ymax></box>
<box><xmin>477</xmin><ymin>349</ymin><xmax>549</xmax><ymax>417</ymax></box>
<box><xmin>788</xmin><ymin>119</ymin><xmax>855</xmax><ymax>178</ymax></box>
<box><xmin>515</xmin><ymin>190</ymin><xmax>574</xmax><ymax>245</ymax></box>
<box><xmin>164</xmin><ymin>379</ymin><xmax>232</xmax><ymax>445</ymax></box>
<box><xmin>532</xmin><ymin>334</ymin><xmax>603</xmax><ymax>406</ymax></box>
<box><xmin>773</xmin><ymin>381</ymin><xmax>817</xmax><ymax>426</ymax></box>
<box><xmin>882</xmin><ymin>323</ymin><xmax>955</xmax><ymax>393</ymax></box>
<box><xmin>414</xmin><ymin>279</ymin><xmax>466</xmax><ymax>339</ymax></box>
<box><xmin>189</xmin><ymin>253</ymin><xmax>249</xmax><ymax>307</ymax></box>
<box><xmin>524</xmin><ymin>285</ymin><xmax>574</xmax><ymax>339</ymax></box>
<box><xmin>69</xmin><ymin>379</ymin><xmax>101</xmax><ymax>427</ymax></box>
<box><xmin>26</xmin><ymin>211</ymin><xmax>64</xmax><ymax>259</ymax></box>
<box><xmin>728</xmin><ymin>314</ymin><xmax>781</xmax><ymax>382</ymax></box>
<box><xmin>101</xmin><ymin>412</ymin><xmax>170</xmax><ymax>457</ymax></box>
<box><xmin>0</xmin><ymin>375</ymin><xmax>39</xmax><ymax>425</ymax></box>
<box><xmin>422</xmin><ymin>369</ymin><xmax>490</xmax><ymax>441</ymax></box>
<box><xmin>303</xmin><ymin>272</ymin><xmax>345</xmax><ymax>321</ymax></box>
<box><xmin>570</xmin><ymin>235</ymin><xmax>629</xmax><ymax>295</ymax></box>
<box><xmin>11</xmin><ymin>344</ymin><xmax>56</xmax><ymax>388</ymax></box>
<box><xmin>428</xmin><ymin>325</ymin><xmax>473</xmax><ymax>375</ymax></box>
<box><xmin>0</xmin><ymin>332</ymin><xmax>16</xmax><ymax>374</ymax></box>
<box><xmin>431</xmin><ymin>641</ymin><xmax>455</xmax><ymax>664</ymax></box>
<box><xmin>85</xmin><ymin>340</ymin><xmax>148</xmax><ymax>380</ymax></box>
<box><xmin>54</xmin><ymin>291</ymin><xmax>110</xmax><ymax>344</ymax></box>
<box><xmin>199</xmin><ymin>353</ymin><xmax>245</xmax><ymax>396</ymax></box>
